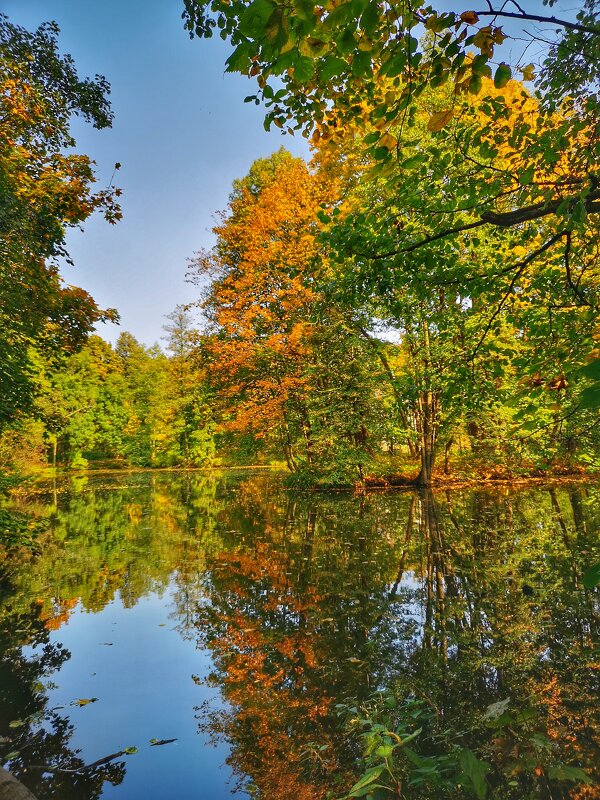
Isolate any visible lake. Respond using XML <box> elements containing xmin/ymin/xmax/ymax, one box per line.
<box><xmin>0</xmin><ymin>471</ymin><xmax>598</xmax><ymax>799</ymax></box>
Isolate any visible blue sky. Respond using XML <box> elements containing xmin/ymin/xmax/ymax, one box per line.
<box><xmin>4</xmin><ymin>0</ymin><xmax>310</xmax><ymax>345</ymax></box>
<box><xmin>5</xmin><ymin>1</ymin><xmax>578</xmax><ymax>346</ymax></box>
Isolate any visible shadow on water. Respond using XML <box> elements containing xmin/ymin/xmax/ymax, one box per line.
<box><xmin>0</xmin><ymin>472</ymin><xmax>598</xmax><ymax>799</ymax></box>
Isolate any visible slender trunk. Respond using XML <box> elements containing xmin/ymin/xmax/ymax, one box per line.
<box><xmin>415</xmin><ymin>391</ymin><xmax>438</xmax><ymax>487</ymax></box>
<box><xmin>280</xmin><ymin>417</ymin><xmax>297</xmax><ymax>472</ymax></box>
<box><xmin>415</xmin><ymin>321</ymin><xmax>438</xmax><ymax>487</ymax></box>
<box><xmin>444</xmin><ymin>437</ymin><xmax>454</xmax><ymax>474</ymax></box>
<box><xmin>300</xmin><ymin>408</ymin><xmax>314</xmax><ymax>466</ymax></box>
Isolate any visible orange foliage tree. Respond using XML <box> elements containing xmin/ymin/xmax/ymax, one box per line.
<box><xmin>190</xmin><ymin>149</ymin><xmax>392</xmax><ymax>482</ymax></box>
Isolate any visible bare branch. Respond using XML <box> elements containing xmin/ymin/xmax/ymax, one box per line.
<box><xmin>472</xmin><ymin>9</ymin><xmax>600</xmax><ymax>36</ymax></box>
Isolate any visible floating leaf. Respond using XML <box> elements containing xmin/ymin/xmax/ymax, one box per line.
<box><xmin>124</xmin><ymin>746</ymin><xmax>138</xmax><ymax>755</ymax></box>
<box><xmin>8</xmin><ymin>720</ymin><xmax>24</xmax><ymax>728</ymax></box>
<box><xmin>71</xmin><ymin>698</ymin><xmax>98</xmax><ymax>707</ymax></box>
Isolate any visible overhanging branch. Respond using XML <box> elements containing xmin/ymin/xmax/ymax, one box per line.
<box><xmin>473</xmin><ymin>9</ymin><xmax>600</xmax><ymax>36</ymax></box>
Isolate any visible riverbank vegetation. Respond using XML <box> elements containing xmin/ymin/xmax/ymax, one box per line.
<box><xmin>1</xmin><ymin>7</ymin><xmax>600</xmax><ymax>488</ymax></box>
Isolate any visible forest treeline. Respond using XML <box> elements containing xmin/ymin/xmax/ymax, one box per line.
<box><xmin>1</xmin><ymin>7</ymin><xmax>599</xmax><ymax>486</ymax></box>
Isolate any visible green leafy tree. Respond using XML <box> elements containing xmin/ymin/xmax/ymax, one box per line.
<box><xmin>0</xmin><ymin>15</ymin><xmax>121</xmax><ymax>428</ymax></box>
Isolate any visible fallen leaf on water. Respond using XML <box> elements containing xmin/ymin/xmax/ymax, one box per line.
<box><xmin>71</xmin><ymin>698</ymin><xmax>99</xmax><ymax>707</ymax></box>
<box><xmin>149</xmin><ymin>738</ymin><xmax>178</xmax><ymax>747</ymax></box>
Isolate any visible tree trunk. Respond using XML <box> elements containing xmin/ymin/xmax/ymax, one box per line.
<box><xmin>415</xmin><ymin>391</ymin><xmax>438</xmax><ymax>487</ymax></box>
<box><xmin>444</xmin><ymin>437</ymin><xmax>454</xmax><ymax>474</ymax></box>
<box><xmin>0</xmin><ymin>767</ymin><xmax>39</xmax><ymax>800</ymax></box>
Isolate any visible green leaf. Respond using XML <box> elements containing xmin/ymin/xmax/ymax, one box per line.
<box><xmin>458</xmin><ymin>748</ymin><xmax>489</xmax><ymax>800</ymax></box>
<box><xmin>124</xmin><ymin>746</ymin><xmax>138</xmax><ymax>755</ymax></box>
<box><xmin>293</xmin><ymin>55</ymin><xmax>314</xmax><ymax>82</ymax></box>
<box><xmin>519</xmin><ymin>165</ymin><xmax>535</xmax><ymax>185</ymax></box>
<box><xmin>319</xmin><ymin>56</ymin><xmax>348</xmax><ymax>81</ymax></box>
<box><xmin>494</xmin><ymin>63</ymin><xmax>512</xmax><ymax>88</ymax></box>
<box><xmin>360</xmin><ymin>2</ymin><xmax>379</xmax><ymax>35</ymax></box>
<box><xmin>238</xmin><ymin>0</ymin><xmax>276</xmax><ymax>37</ymax></box>
<box><xmin>582</xmin><ymin>562</ymin><xmax>600</xmax><ymax>589</ymax></box>
<box><xmin>579</xmin><ymin>384</ymin><xmax>600</xmax><ymax>409</ymax></box>
<box><xmin>401</xmin><ymin>153</ymin><xmax>427</xmax><ymax>169</ymax></box>
<box><xmin>225</xmin><ymin>42</ymin><xmax>252</xmax><ymax>72</ymax></box>
<box><xmin>352</xmin><ymin>50</ymin><xmax>371</xmax><ymax>76</ymax></box>
<box><xmin>346</xmin><ymin>765</ymin><xmax>386</xmax><ymax>797</ymax></box>
<box><xmin>580</xmin><ymin>358</ymin><xmax>600</xmax><ymax>380</ymax></box>
<box><xmin>548</xmin><ymin>765</ymin><xmax>592</xmax><ymax>783</ymax></box>
<box><xmin>484</xmin><ymin>698</ymin><xmax>510</xmax><ymax>720</ymax></box>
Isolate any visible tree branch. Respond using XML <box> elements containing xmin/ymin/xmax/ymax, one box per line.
<box><xmin>471</xmin><ymin>230</ymin><xmax>566</xmax><ymax>358</ymax></box>
<box><xmin>357</xmin><ymin>189</ymin><xmax>599</xmax><ymax>261</ymax></box>
<box><xmin>564</xmin><ymin>230</ymin><xmax>591</xmax><ymax>305</ymax></box>
<box><xmin>473</xmin><ymin>9</ymin><xmax>600</xmax><ymax>36</ymax></box>
<box><xmin>399</xmin><ymin>219</ymin><xmax>487</xmax><ymax>255</ymax></box>
<box><xmin>481</xmin><ymin>189</ymin><xmax>600</xmax><ymax>227</ymax></box>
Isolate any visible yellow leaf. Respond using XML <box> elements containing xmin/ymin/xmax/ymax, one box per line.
<box><xmin>427</xmin><ymin>109</ymin><xmax>454</xmax><ymax>132</ymax></box>
<box><xmin>520</xmin><ymin>63</ymin><xmax>535</xmax><ymax>81</ymax></box>
<box><xmin>379</xmin><ymin>133</ymin><xmax>397</xmax><ymax>150</ymax></box>
<box><xmin>492</xmin><ymin>26</ymin><xmax>506</xmax><ymax>44</ymax></box>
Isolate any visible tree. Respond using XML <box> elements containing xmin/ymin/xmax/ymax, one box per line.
<box><xmin>191</xmin><ymin>150</ymin><xmax>392</xmax><ymax>483</ymax></box>
<box><xmin>0</xmin><ymin>15</ymin><xmax>121</xmax><ymax>428</ymax></box>
<box><xmin>162</xmin><ymin>306</ymin><xmax>216</xmax><ymax>466</ymax></box>
<box><xmin>182</xmin><ymin>1</ymin><xmax>599</xmax><ymax>370</ymax></box>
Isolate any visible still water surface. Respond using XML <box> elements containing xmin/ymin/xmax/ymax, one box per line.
<box><xmin>0</xmin><ymin>471</ymin><xmax>598</xmax><ymax>799</ymax></box>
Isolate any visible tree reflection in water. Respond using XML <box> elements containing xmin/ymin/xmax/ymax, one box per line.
<box><xmin>192</xmin><ymin>479</ymin><xmax>600</xmax><ymax>800</ymax></box>
<box><xmin>0</xmin><ymin>473</ymin><xmax>598</xmax><ymax>799</ymax></box>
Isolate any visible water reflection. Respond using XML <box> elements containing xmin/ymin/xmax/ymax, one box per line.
<box><xmin>0</xmin><ymin>473</ymin><xmax>598</xmax><ymax>799</ymax></box>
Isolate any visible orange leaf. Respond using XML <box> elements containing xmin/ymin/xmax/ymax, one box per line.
<box><xmin>460</xmin><ymin>11</ymin><xmax>479</xmax><ymax>24</ymax></box>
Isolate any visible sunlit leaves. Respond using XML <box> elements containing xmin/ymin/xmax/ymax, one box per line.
<box><xmin>427</xmin><ymin>108</ymin><xmax>454</xmax><ymax>131</ymax></box>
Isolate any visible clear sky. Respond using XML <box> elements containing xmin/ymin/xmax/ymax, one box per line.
<box><xmin>4</xmin><ymin>0</ymin><xmax>310</xmax><ymax>346</ymax></box>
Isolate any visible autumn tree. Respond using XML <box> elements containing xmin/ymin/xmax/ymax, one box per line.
<box><xmin>0</xmin><ymin>15</ymin><xmax>121</xmax><ymax>428</ymax></box>
<box><xmin>183</xmin><ymin>1</ymin><xmax>600</xmax><ymax>392</ymax></box>
<box><xmin>191</xmin><ymin>149</ymin><xmax>392</xmax><ymax>483</ymax></box>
